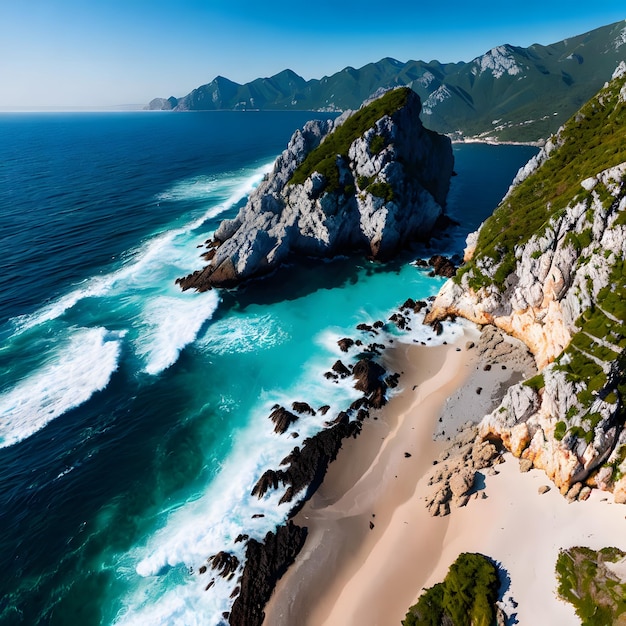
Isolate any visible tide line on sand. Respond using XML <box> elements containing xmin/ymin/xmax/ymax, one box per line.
<box><xmin>264</xmin><ymin>326</ymin><xmax>626</xmax><ymax>626</ymax></box>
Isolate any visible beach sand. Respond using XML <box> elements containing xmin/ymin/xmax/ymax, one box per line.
<box><xmin>263</xmin><ymin>325</ymin><xmax>626</xmax><ymax>625</ymax></box>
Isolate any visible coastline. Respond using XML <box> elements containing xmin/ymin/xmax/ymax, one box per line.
<box><xmin>263</xmin><ymin>323</ymin><xmax>626</xmax><ymax>625</ymax></box>
<box><xmin>264</xmin><ymin>328</ymin><xmax>478</xmax><ymax>625</ymax></box>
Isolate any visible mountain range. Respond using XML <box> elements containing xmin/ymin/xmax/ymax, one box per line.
<box><xmin>147</xmin><ymin>19</ymin><xmax>626</xmax><ymax>142</ymax></box>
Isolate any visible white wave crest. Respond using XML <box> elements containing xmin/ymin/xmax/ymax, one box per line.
<box><xmin>10</xmin><ymin>162</ymin><xmax>272</xmax><ymax>335</ymax></box>
<box><xmin>135</xmin><ymin>292</ymin><xmax>220</xmax><ymax>375</ymax></box>
<box><xmin>0</xmin><ymin>327</ymin><xmax>124</xmax><ymax>448</ymax></box>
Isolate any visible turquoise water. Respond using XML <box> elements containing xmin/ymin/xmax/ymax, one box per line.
<box><xmin>0</xmin><ymin>112</ymin><xmax>537</xmax><ymax>625</ymax></box>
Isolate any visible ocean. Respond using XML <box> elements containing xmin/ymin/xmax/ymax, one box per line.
<box><xmin>0</xmin><ymin>111</ymin><xmax>537</xmax><ymax>625</ymax></box>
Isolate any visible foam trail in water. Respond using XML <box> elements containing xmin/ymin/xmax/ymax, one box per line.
<box><xmin>10</xmin><ymin>162</ymin><xmax>272</xmax><ymax>335</ymax></box>
<box><xmin>0</xmin><ymin>327</ymin><xmax>124</xmax><ymax>448</ymax></box>
<box><xmin>156</xmin><ymin>162</ymin><xmax>270</xmax><ymax>210</ymax></box>
<box><xmin>135</xmin><ymin>292</ymin><xmax>220</xmax><ymax>375</ymax></box>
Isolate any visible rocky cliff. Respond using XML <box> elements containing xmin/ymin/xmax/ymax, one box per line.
<box><xmin>177</xmin><ymin>88</ymin><xmax>454</xmax><ymax>290</ymax></box>
<box><xmin>426</xmin><ymin>63</ymin><xmax>626</xmax><ymax>502</ymax></box>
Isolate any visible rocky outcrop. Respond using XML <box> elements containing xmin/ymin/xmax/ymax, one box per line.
<box><xmin>228</xmin><ymin>521</ymin><xmax>308</xmax><ymax>626</ymax></box>
<box><xmin>425</xmin><ymin>424</ymin><xmax>501</xmax><ymax>516</ymax></box>
<box><xmin>177</xmin><ymin>88</ymin><xmax>453</xmax><ymax>290</ymax></box>
<box><xmin>426</xmin><ymin>66</ymin><xmax>626</xmax><ymax>498</ymax></box>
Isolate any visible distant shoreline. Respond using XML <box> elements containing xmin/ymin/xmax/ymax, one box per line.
<box><xmin>450</xmin><ymin>136</ymin><xmax>545</xmax><ymax>147</ymax></box>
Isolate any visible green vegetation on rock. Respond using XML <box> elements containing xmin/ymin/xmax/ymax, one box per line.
<box><xmin>556</xmin><ymin>546</ymin><xmax>626</xmax><ymax>625</ymax></box>
<box><xmin>457</xmin><ymin>69</ymin><xmax>626</xmax><ymax>292</ymax></box>
<box><xmin>402</xmin><ymin>553</ymin><xmax>500</xmax><ymax>626</ymax></box>
<box><xmin>288</xmin><ymin>87</ymin><xmax>411</xmax><ymax>193</ymax></box>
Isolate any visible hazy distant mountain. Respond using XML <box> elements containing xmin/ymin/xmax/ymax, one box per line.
<box><xmin>147</xmin><ymin>20</ymin><xmax>626</xmax><ymax>142</ymax></box>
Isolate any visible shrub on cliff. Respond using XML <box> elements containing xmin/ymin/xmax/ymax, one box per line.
<box><xmin>402</xmin><ymin>552</ymin><xmax>500</xmax><ymax>626</ymax></box>
<box><xmin>288</xmin><ymin>87</ymin><xmax>411</xmax><ymax>192</ymax></box>
<box><xmin>556</xmin><ymin>546</ymin><xmax>626</xmax><ymax>625</ymax></box>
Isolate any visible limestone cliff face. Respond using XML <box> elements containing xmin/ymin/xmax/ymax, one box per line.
<box><xmin>426</xmin><ymin>64</ymin><xmax>626</xmax><ymax>500</ymax></box>
<box><xmin>177</xmin><ymin>88</ymin><xmax>454</xmax><ymax>290</ymax></box>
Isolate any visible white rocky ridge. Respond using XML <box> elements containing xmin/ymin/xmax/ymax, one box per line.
<box><xmin>426</xmin><ymin>69</ymin><xmax>626</xmax><ymax>502</ymax></box>
<box><xmin>613</xmin><ymin>25</ymin><xmax>626</xmax><ymax>50</ymax></box>
<box><xmin>177</xmin><ymin>88</ymin><xmax>454</xmax><ymax>290</ymax></box>
<box><xmin>422</xmin><ymin>85</ymin><xmax>452</xmax><ymax>116</ymax></box>
<box><xmin>473</xmin><ymin>45</ymin><xmax>523</xmax><ymax>79</ymax></box>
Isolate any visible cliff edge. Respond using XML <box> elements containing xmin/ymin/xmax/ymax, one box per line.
<box><xmin>177</xmin><ymin>88</ymin><xmax>454</xmax><ymax>290</ymax></box>
<box><xmin>426</xmin><ymin>63</ymin><xmax>626</xmax><ymax>501</ymax></box>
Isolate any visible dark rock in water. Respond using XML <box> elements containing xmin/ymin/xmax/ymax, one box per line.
<box><xmin>353</xmin><ymin>357</ymin><xmax>388</xmax><ymax>408</ymax></box>
<box><xmin>401</xmin><ymin>297</ymin><xmax>417</xmax><ymax>310</ymax></box>
<box><xmin>176</xmin><ymin>88</ymin><xmax>454</xmax><ymax>291</ymax></box>
<box><xmin>324</xmin><ymin>411</ymin><xmax>350</xmax><ymax>427</ymax></box>
<box><xmin>268</xmin><ymin>406</ymin><xmax>299</xmax><ymax>434</ymax></box>
<box><xmin>278</xmin><ymin>419</ymin><xmax>361</xmax><ymax>507</ymax></box>
<box><xmin>356</xmin><ymin>409</ymin><xmax>369</xmax><ymax>421</ymax></box>
<box><xmin>385</xmin><ymin>372</ymin><xmax>401</xmax><ymax>388</ymax></box>
<box><xmin>332</xmin><ymin>359</ymin><xmax>351</xmax><ymax>378</ymax></box>
<box><xmin>428</xmin><ymin>254</ymin><xmax>457</xmax><ymax>277</ymax></box>
<box><xmin>251</xmin><ymin>469</ymin><xmax>286</xmax><ymax>498</ymax></box>
<box><xmin>373</xmin><ymin>320</ymin><xmax>385</xmax><ymax>329</ymax></box>
<box><xmin>318</xmin><ymin>404</ymin><xmax>331</xmax><ymax>415</ymax></box>
<box><xmin>368</xmin><ymin>385</ymin><xmax>387</xmax><ymax>409</ymax></box>
<box><xmin>229</xmin><ymin>521</ymin><xmax>308</xmax><ymax>626</ymax></box>
<box><xmin>352</xmin><ymin>358</ymin><xmax>386</xmax><ymax>394</ymax></box>
<box><xmin>251</xmin><ymin>513</ymin><xmax>265</xmax><ymax>519</ymax></box>
<box><xmin>356</xmin><ymin>323</ymin><xmax>376</xmax><ymax>334</ymax></box>
<box><xmin>235</xmin><ymin>534</ymin><xmax>249</xmax><ymax>544</ymax></box>
<box><xmin>208</xmin><ymin>551</ymin><xmax>240</xmax><ymax>579</ymax></box>
<box><xmin>291</xmin><ymin>401</ymin><xmax>316</xmax><ymax>415</ymax></box>
<box><xmin>432</xmin><ymin>320</ymin><xmax>444</xmax><ymax>335</ymax></box>
<box><xmin>389</xmin><ymin>312</ymin><xmax>407</xmax><ymax>329</ymax></box>
<box><xmin>337</xmin><ymin>337</ymin><xmax>355</xmax><ymax>352</ymax></box>
<box><xmin>350</xmin><ymin>397</ymin><xmax>368</xmax><ymax>412</ymax></box>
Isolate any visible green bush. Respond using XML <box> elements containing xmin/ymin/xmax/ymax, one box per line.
<box><xmin>367</xmin><ymin>181</ymin><xmax>394</xmax><ymax>202</ymax></box>
<box><xmin>556</xmin><ymin>546</ymin><xmax>626</xmax><ymax>625</ymax></box>
<box><xmin>554</xmin><ymin>421</ymin><xmax>567</xmax><ymax>441</ymax></box>
<box><xmin>369</xmin><ymin>134</ymin><xmax>387</xmax><ymax>155</ymax></box>
<box><xmin>402</xmin><ymin>553</ymin><xmax>500</xmax><ymax>626</ymax></box>
<box><xmin>523</xmin><ymin>373</ymin><xmax>545</xmax><ymax>392</ymax></box>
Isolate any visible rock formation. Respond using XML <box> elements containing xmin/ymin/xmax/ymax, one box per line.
<box><xmin>228</xmin><ymin>521</ymin><xmax>308</xmax><ymax>626</ymax></box>
<box><xmin>177</xmin><ymin>87</ymin><xmax>453</xmax><ymax>290</ymax></box>
<box><xmin>426</xmin><ymin>64</ymin><xmax>626</xmax><ymax>500</ymax></box>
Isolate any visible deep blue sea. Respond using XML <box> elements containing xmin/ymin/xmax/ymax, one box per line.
<box><xmin>0</xmin><ymin>111</ymin><xmax>537</xmax><ymax>625</ymax></box>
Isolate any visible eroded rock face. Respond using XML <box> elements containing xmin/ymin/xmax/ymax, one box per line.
<box><xmin>426</xmin><ymin>70</ymin><xmax>626</xmax><ymax>498</ymax></box>
<box><xmin>177</xmin><ymin>88</ymin><xmax>454</xmax><ymax>290</ymax></box>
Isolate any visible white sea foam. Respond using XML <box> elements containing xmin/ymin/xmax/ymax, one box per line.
<box><xmin>135</xmin><ymin>292</ymin><xmax>220</xmax><ymax>375</ymax></box>
<box><xmin>113</xmin><ymin>340</ymin><xmax>363</xmax><ymax>626</ymax></box>
<box><xmin>198</xmin><ymin>313</ymin><xmax>290</xmax><ymax>355</ymax></box>
<box><xmin>10</xmin><ymin>162</ymin><xmax>272</xmax><ymax>335</ymax></box>
<box><xmin>0</xmin><ymin>327</ymin><xmax>124</xmax><ymax>448</ymax></box>
<box><xmin>11</xmin><ymin>276</ymin><xmax>115</xmax><ymax>334</ymax></box>
<box><xmin>155</xmin><ymin>163</ymin><xmax>270</xmax><ymax>207</ymax></box>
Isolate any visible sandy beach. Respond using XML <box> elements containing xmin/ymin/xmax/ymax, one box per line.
<box><xmin>263</xmin><ymin>325</ymin><xmax>626</xmax><ymax>625</ymax></box>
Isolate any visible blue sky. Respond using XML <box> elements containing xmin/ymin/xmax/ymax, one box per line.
<box><xmin>0</xmin><ymin>2</ymin><xmax>624</xmax><ymax>108</ymax></box>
